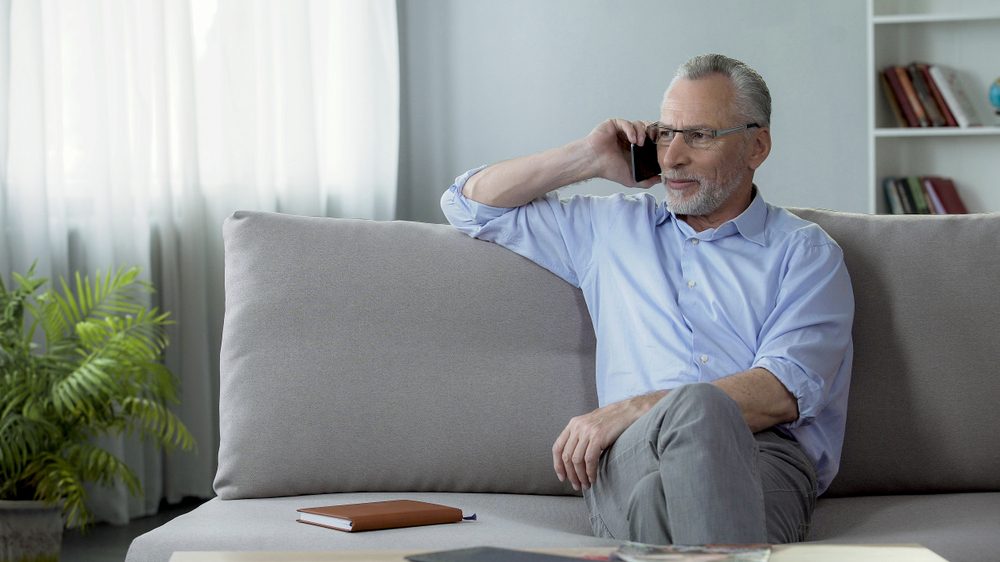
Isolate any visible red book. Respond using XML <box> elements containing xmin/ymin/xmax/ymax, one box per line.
<box><xmin>879</xmin><ymin>72</ymin><xmax>907</xmax><ymax>127</ymax></box>
<box><xmin>925</xmin><ymin>177</ymin><xmax>968</xmax><ymax>214</ymax></box>
<box><xmin>883</xmin><ymin>68</ymin><xmax>919</xmax><ymax>127</ymax></box>
<box><xmin>916</xmin><ymin>62</ymin><xmax>958</xmax><ymax>127</ymax></box>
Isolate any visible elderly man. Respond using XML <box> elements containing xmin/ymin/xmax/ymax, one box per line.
<box><xmin>440</xmin><ymin>53</ymin><xmax>853</xmax><ymax>545</ymax></box>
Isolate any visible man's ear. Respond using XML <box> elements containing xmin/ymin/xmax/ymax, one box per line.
<box><xmin>747</xmin><ymin>127</ymin><xmax>771</xmax><ymax>171</ymax></box>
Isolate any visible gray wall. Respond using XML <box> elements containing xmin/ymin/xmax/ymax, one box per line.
<box><xmin>397</xmin><ymin>0</ymin><xmax>869</xmax><ymax>223</ymax></box>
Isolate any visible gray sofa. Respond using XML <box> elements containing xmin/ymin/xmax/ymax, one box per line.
<box><xmin>127</xmin><ymin>208</ymin><xmax>1000</xmax><ymax>562</ymax></box>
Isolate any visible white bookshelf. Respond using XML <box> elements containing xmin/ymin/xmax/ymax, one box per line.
<box><xmin>867</xmin><ymin>0</ymin><xmax>1000</xmax><ymax>213</ymax></box>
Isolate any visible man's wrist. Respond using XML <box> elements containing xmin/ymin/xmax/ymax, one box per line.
<box><xmin>564</xmin><ymin>137</ymin><xmax>603</xmax><ymax>183</ymax></box>
<box><xmin>625</xmin><ymin>389</ymin><xmax>669</xmax><ymax>419</ymax></box>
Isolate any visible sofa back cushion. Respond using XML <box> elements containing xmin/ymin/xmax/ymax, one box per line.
<box><xmin>790</xmin><ymin>209</ymin><xmax>1000</xmax><ymax>496</ymax></box>
<box><xmin>214</xmin><ymin>211</ymin><xmax>595</xmax><ymax>499</ymax></box>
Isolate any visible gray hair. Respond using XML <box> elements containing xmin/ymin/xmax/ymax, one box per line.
<box><xmin>668</xmin><ymin>54</ymin><xmax>771</xmax><ymax>127</ymax></box>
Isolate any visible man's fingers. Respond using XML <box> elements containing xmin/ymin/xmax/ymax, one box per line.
<box><xmin>573</xmin><ymin>436</ymin><xmax>596</xmax><ymax>489</ymax></box>
<box><xmin>609</xmin><ymin>118</ymin><xmax>649</xmax><ymax>146</ymax></box>
<box><xmin>632</xmin><ymin>120</ymin><xmax>649</xmax><ymax>147</ymax></box>
<box><xmin>584</xmin><ymin>440</ymin><xmax>603</xmax><ymax>486</ymax></box>
<box><xmin>612</xmin><ymin>118</ymin><xmax>637</xmax><ymax>145</ymax></box>
<box><xmin>552</xmin><ymin>429</ymin><xmax>569</xmax><ymax>482</ymax></box>
<box><xmin>560</xmin><ymin>434</ymin><xmax>582</xmax><ymax>490</ymax></box>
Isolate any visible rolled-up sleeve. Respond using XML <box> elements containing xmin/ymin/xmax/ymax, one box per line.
<box><xmin>440</xmin><ymin>167</ymin><xmax>603</xmax><ymax>287</ymax></box>
<box><xmin>753</xmin><ymin>240</ymin><xmax>854</xmax><ymax>429</ymax></box>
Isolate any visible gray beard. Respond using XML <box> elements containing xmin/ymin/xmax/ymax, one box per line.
<box><xmin>664</xmin><ymin>167</ymin><xmax>746</xmax><ymax>216</ymax></box>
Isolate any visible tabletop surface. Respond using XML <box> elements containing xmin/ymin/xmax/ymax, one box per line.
<box><xmin>169</xmin><ymin>544</ymin><xmax>949</xmax><ymax>562</ymax></box>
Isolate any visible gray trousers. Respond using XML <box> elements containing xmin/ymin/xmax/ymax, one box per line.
<box><xmin>582</xmin><ymin>383</ymin><xmax>817</xmax><ymax>545</ymax></box>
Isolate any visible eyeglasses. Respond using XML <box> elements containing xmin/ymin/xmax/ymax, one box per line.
<box><xmin>646</xmin><ymin>122</ymin><xmax>761</xmax><ymax>149</ymax></box>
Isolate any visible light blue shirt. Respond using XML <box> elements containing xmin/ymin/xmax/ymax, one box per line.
<box><xmin>441</xmin><ymin>166</ymin><xmax>854</xmax><ymax>495</ymax></box>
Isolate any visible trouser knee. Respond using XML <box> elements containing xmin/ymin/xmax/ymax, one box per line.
<box><xmin>657</xmin><ymin>382</ymin><xmax>743</xmax><ymax>426</ymax></box>
<box><xmin>646</xmin><ymin>383</ymin><xmax>752</xmax><ymax>462</ymax></box>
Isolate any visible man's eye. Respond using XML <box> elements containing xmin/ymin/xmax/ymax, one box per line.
<box><xmin>656</xmin><ymin>129</ymin><xmax>675</xmax><ymax>140</ymax></box>
<box><xmin>688</xmin><ymin>131</ymin><xmax>708</xmax><ymax>140</ymax></box>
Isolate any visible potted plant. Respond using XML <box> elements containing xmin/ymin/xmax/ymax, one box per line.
<box><xmin>0</xmin><ymin>264</ymin><xmax>194</xmax><ymax>560</ymax></box>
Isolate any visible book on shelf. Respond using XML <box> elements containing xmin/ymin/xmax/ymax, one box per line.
<box><xmin>879</xmin><ymin>63</ymin><xmax>983</xmax><ymax>128</ymax></box>
<box><xmin>921</xmin><ymin>178</ymin><xmax>946</xmax><ymax>214</ymax></box>
<box><xmin>894</xmin><ymin>178</ymin><xmax>916</xmax><ymax>214</ymax></box>
<box><xmin>914</xmin><ymin>62</ymin><xmax>958</xmax><ymax>127</ymax></box>
<box><xmin>925</xmin><ymin>176</ymin><xmax>969</xmax><ymax>214</ymax></box>
<box><xmin>907</xmin><ymin>64</ymin><xmax>946</xmax><ymax>127</ymax></box>
<box><xmin>918</xmin><ymin>178</ymin><xmax>940</xmax><ymax>214</ymax></box>
<box><xmin>882</xmin><ymin>68</ymin><xmax>919</xmax><ymax>127</ymax></box>
<box><xmin>883</xmin><ymin>177</ymin><xmax>904</xmax><ymax>214</ymax></box>
<box><xmin>296</xmin><ymin>499</ymin><xmax>467</xmax><ymax>532</ymax></box>
<box><xmin>927</xmin><ymin>65</ymin><xmax>983</xmax><ymax>128</ymax></box>
<box><xmin>882</xmin><ymin>175</ymin><xmax>968</xmax><ymax>214</ymax></box>
<box><xmin>879</xmin><ymin>71</ymin><xmax>908</xmax><ymax>127</ymax></box>
<box><xmin>894</xmin><ymin>65</ymin><xmax>929</xmax><ymax>127</ymax></box>
<box><xmin>905</xmin><ymin>176</ymin><xmax>932</xmax><ymax>214</ymax></box>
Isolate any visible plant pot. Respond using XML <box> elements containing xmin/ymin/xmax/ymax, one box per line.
<box><xmin>0</xmin><ymin>501</ymin><xmax>62</xmax><ymax>562</ymax></box>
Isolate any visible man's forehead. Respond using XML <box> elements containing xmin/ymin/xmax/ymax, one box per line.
<box><xmin>659</xmin><ymin>75</ymin><xmax>736</xmax><ymax>127</ymax></box>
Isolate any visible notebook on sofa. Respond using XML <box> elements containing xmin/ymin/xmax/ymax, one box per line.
<box><xmin>296</xmin><ymin>499</ymin><xmax>466</xmax><ymax>532</ymax></box>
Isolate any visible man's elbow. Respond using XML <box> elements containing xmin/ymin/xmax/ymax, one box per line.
<box><xmin>769</xmin><ymin>373</ymin><xmax>800</xmax><ymax>426</ymax></box>
<box><xmin>756</xmin><ymin>367</ymin><xmax>800</xmax><ymax>429</ymax></box>
<box><xmin>462</xmin><ymin>174</ymin><xmax>481</xmax><ymax>203</ymax></box>
<box><xmin>778</xmin><ymin>391</ymin><xmax>800</xmax><ymax>426</ymax></box>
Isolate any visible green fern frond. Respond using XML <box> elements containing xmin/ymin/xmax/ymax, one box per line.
<box><xmin>12</xmin><ymin>268</ymin><xmax>46</xmax><ymax>296</ymax></box>
<box><xmin>0</xmin><ymin>411</ymin><xmax>61</xmax><ymax>492</ymax></box>
<box><xmin>57</xmin><ymin>277</ymin><xmax>82</xmax><ymax>329</ymax></box>
<box><xmin>64</xmin><ymin>443</ymin><xmax>141</xmax><ymax>497</ymax></box>
<box><xmin>143</xmin><ymin>362</ymin><xmax>181</xmax><ymax>404</ymax></box>
<box><xmin>52</xmin><ymin>356</ymin><xmax>119</xmax><ymax>417</ymax></box>
<box><xmin>24</xmin><ymin>453</ymin><xmax>89</xmax><ymax>528</ymax></box>
<box><xmin>120</xmin><ymin>397</ymin><xmax>195</xmax><ymax>451</ymax></box>
<box><xmin>47</xmin><ymin>267</ymin><xmax>147</xmax><ymax>341</ymax></box>
<box><xmin>99</xmin><ymin>311</ymin><xmax>169</xmax><ymax>359</ymax></box>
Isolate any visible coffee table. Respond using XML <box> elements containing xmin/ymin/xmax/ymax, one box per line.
<box><xmin>170</xmin><ymin>544</ymin><xmax>949</xmax><ymax>562</ymax></box>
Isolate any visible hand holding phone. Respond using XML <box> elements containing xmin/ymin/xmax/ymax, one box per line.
<box><xmin>630</xmin><ymin>141</ymin><xmax>661</xmax><ymax>183</ymax></box>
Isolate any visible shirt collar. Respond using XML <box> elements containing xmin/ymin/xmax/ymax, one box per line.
<box><xmin>663</xmin><ymin>186</ymin><xmax>769</xmax><ymax>246</ymax></box>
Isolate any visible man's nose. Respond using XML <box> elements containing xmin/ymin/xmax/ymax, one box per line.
<box><xmin>661</xmin><ymin>134</ymin><xmax>691</xmax><ymax>169</ymax></box>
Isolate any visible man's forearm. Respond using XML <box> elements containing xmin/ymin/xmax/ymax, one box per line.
<box><xmin>625</xmin><ymin>368</ymin><xmax>797</xmax><ymax>434</ymax></box>
<box><xmin>462</xmin><ymin>138</ymin><xmax>598</xmax><ymax>207</ymax></box>
<box><xmin>712</xmin><ymin>367</ymin><xmax>799</xmax><ymax>433</ymax></box>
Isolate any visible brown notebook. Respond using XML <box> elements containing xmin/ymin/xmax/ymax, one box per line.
<box><xmin>296</xmin><ymin>499</ymin><xmax>464</xmax><ymax>532</ymax></box>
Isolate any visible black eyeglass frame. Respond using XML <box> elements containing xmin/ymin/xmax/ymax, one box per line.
<box><xmin>646</xmin><ymin>122</ymin><xmax>761</xmax><ymax>147</ymax></box>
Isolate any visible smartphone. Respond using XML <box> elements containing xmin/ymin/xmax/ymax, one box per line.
<box><xmin>630</xmin><ymin>141</ymin><xmax>661</xmax><ymax>183</ymax></box>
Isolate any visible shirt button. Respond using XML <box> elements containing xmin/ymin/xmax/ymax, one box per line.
<box><xmin>691</xmin><ymin>239</ymin><xmax>700</xmax><ymax>246</ymax></box>
<box><xmin>687</xmin><ymin>280</ymin><xmax>697</xmax><ymax>288</ymax></box>
<box><xmin>700</xmin><ymin>354</ymin><xmax>709</xmax><ymax>364</ymax></box>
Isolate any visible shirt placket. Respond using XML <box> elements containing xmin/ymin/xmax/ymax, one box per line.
<box><xmin>677</xmin><ymin>236</ymin><xmax>710</xmax><ymax>381</ymax></box>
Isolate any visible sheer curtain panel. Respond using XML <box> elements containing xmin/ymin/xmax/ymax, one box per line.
<box><xmin>0</xmin><ymin>0</ymin><xmax>399</xmax><ymax>524</ymax></box>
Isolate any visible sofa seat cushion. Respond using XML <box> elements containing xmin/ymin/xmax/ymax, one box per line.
<box><xmin>808</xmin><ymin>492</ymin><xmax>1000</xmax><ymax>562</ymax></box>
<box><xmin>125</xmin><ymin>492</ymin><xmax>615</xmax><ymax>562</ymax></box>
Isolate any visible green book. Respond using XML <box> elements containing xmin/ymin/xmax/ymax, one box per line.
<box><xmin>906</xmin><ymin>176</ymin><xmax>931</xmax><ymax>214</ymax></box>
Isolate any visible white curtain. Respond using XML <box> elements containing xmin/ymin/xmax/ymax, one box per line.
<box><xmin>0</xmin><ymin>0</ymin><xmax>399</xmax><ymax>524</ymax></box>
